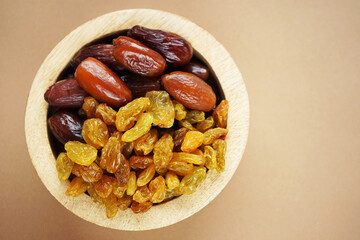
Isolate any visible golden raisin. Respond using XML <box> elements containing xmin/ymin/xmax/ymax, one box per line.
<box><xmin>196</xmin><ymin>116</ymin><xmax>215</xmax><ymax>132</ymax></box>
<box><xmin>181</xmin><ymin>131</ymin><xmax>204</xmax><ymax>153</ymax></box>
<box><xmin>167</xmin><ymin>161</ymin><xmax>193</xmax><ymax>176</ymax></box>
<box><xmin>172</xmin><ymin>100</ymin><xmax>187</xmax><ymax>121</ymax></box>
<box><xmin>153</xmin><ymin>134</ymin><xmax>174</xmax><ymax>169</ymax></box>
<box><xmin>131</xmin><ymin>201</ymin><xmax>152</xmax><ymax>214</ymax></box>
<box><xmin>82</xmin><ymin>96</ymin><xmax>99</xmax><ymax>118</ymax></box>
<box><xmin>134</xmin><ymin>129</ymin><xmax>158</xmax><ymax>155</ymax></box>
<box><xmin>179</xmin><ymin>167</ymin><xmax>206</xmax><ymax>195</ymax></box>
<box><xmin>127</xmin><ymin>171</ymin><xmax>137</xmax><ymax>196</ymax></box>
<box><xmin>94</xmin><ymin>175</ymin><xmax>114</xmax><ymax>198</ymax></box>
<box><xmin>114</xmin><ymin>159</ymin><xmax>130</xmax><ymax>185</ymax></box>
<box><xmin>149</xmin><ymin>176</ymin><xmax>166</xmax><ymax>203</ymax></box>
<box><xmin>64</xmin><ymin>141</ymin><xmax>97</xmax><ymax>166</ymax></box>
<box><xmin>178</xmin><ymin>119</ymin><xmax>196</xmax><ymax>131</ymax></box>
<box><xmin>87</xmin><ymin>184</ymin><xmax>103</xmax><ymax>203</ymax></box>
<box><xmin>95</xmin><ymin>103</ymin><xmax>117</xmax><ymax>125</ymax></box>
<box><xmin>145</xmin><ymin>91</ymin><xmax>175</xmax><ymax>128</ymax></box>
<box><xmin>112</xmin><ymin>180</ymin><xmax>127</xmax><ymax>198</ymax></box>
<box><xmin>117</xmin><ymin>194</ymin><xmax>132</xmax><ymax>210</ymax></box>
<box><xmin>129</xmin><ymin>156</ymin><xmax>153</xmax><ymax>170</ymax></box>
<box><xmin>56</xmin><ymin>152</ymin><xmax>74</xmax><ymax>182</ymax></box>
<box><xmin>115</xmin><ymin>97</ymin><xmax>150</xmax><ymax>131</ymax></box>
<box><xmin>213</xmin><ymin>100</ymin><xmax>229</xmax><ymax>128</ymax></box>
<box><xmin>172</xmin><ymin>152</ymin><xmax>205</xmax><ymax>165</ymax></box>
<box><xmin>103</xmin><ymin>193</ymin><xmax>118</xmax><ymax>218</ymax></box>
<box><xmin>133</xmin><ymin>185</ymin><xmax>152</xmax><ymax>203</ymax></box>
<box><xmin>82</xmin><ymin>118</ymin><xmax>109</xmax><ymax>149</ymax></box>
<box><xmin>137</xmin><ymin>164</ymin><xmax>156</xmax><ymax>187</ymax></box>
<box><xmin>65</xmin><ymin>177</ymin><xmax>89</xmax><ymax>197</ymax></box>
<box><xmin>164</xmin><ymin>187</ymin><xmax>182</xmax><ymax>201</ymax></box>
<box><xmin>173</xmin><ymin>128</ymin><xmax>189</xmax><ymax>152</ymax></box>
<box><xmin>165</xmin><ymin>171</ymin><xmax>180</xmax><ymax>190</ymax></box>
<box><xmin>203</xmin><ymin>128</ymin><xmax>229</xmax><ymax>145</ymax></box>
<box><xmin>213</xmin><ymin>139</ymin><xmax>226</xmax><ymax>173</ymax></box>
<box><xmin>122</xmin><ymin>113</ymin><xmax>153</xmax><ymax>142</ymax></box>
<box><xmin>100</xmin><ymin>134</ymin><xmax>125</xmax><ymax>173</ymax></box>
<box><xmin>76</xmin><ymin>162</ymin><xmax>103</xmax><ymax>182</ymax></box>
<box><xmin>204</xmin><ymin>145</ymin><xmax>217</xmax><ymax>170</ymax></box>
<box><xmin>185</xmin><ymin>110</ymin><xmax>205</xmax><ymax>124</ymax></box>
<box><xmin>122</xmin><ymin>141</ymin><xmax>135</xmax><ymax>158</ymax></box>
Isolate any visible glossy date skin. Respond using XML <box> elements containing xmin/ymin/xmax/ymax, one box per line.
<box><xmin>44</xmin><ymin>78</ymin><xmax>88</xmax><ymax>108</ymax></box>
<box><xmin>74</xmin><ymin>57</ymin><xmax>132</xmax><ymax>108</ymax></box>
<box><xmin>48</xmin><ymin>110</ymin><xmax>84</xmax><ymax>144</ymax></box>
<box><xmin>179</xmin><ymin>61</ymin><xmax>209</xmax><ymax>81</ymax></box>
<box><xmin>70</xmin><ymin>44</ymin><xmax>125</xmax><ymax>71</ymax></box>
<box><xmin>161</xmin><ymin>71</ymin><xmax>216</xmax><ymax>111</ymax></box>
<box><xmin>128</xmin><ymin>25</ymin><xmax>193</xmax><ymax>66</ymax></box>
<box><xmin>122</xmin><ymin>73</ymin><xmax>161</xmax><ymax>98</ymax></box>
<box><xmin>113</xmin><ymin>36</ymin><xmax>166</xmax><ymax>77</ymax></box>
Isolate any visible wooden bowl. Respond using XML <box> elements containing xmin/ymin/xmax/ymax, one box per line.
<box><xmin>25</xmin><ymin>9</ymin><xmax>249</xmax><ymax>230</ymax></box>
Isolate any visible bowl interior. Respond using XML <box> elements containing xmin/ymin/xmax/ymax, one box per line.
<box><xmin>25</xmin><ymin>9</ymin><xmax>249</xmax><ymax>231</ymax></box>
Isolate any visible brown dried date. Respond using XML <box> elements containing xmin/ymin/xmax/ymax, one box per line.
<box><xmin>48</xmin><ymin>110</ymin><xmax>84</xmax><ymax>144</ymax></box>
<box><xmin>128</xmin><ymin>25</ymin><xmax>193</xmax><ymax>66</ymax></box>
<box><xmin>162</xmin><ymin>71</ymin><xmax>216</xmax><ymax>111</ymax></box>
<box><xmin>75</xmin><ymin>57</ymin><xmax>132</xmax><ymax>107</ymax></box>
<box><xmin>179</xmin><ymin>61</ymin><xmax>209</xmax><ymax>80</ymax></box>
<box><xmin>113</xmin><ymin>36</ymin><xmax>166</xmax><ymax>77</ymax></box>
<box><xmin>44</xmin><ymin>78</ymin><xmax>88</xmax><ymax>108</ymax></box>
<box><xmin>71</xmin><ymin>44</ymin><xmax>125</xmax><ymax>71</ymax></box>
<box><xmin>122</xmin><ymin>73</ymin><xmax>161</xmax><ymax>98</ymax></box>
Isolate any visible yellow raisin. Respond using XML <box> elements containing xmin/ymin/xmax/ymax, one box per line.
<box><xmin>203</xmin><ymin>128</ymin><xmax>229</xmax><ymax>145</ymax></box>
<box><xmin>82</xmin><ymin>118</ymin><xmax>109</xmax><ymax>149</ymax></box>
<box><xmin>196</xmin><ymin>116</ymin><xmax>215</xmax><ymax>132</ymax></box>
<box><xmin>131</xmin><ymin>201</ymin><xmax>152</xmax><ymax>214</ymax></box>
<box><xmin>204</xmin><ymin>145</ymin><xmax>217</xmax><ymax>170</ymax></box>
<box><xmin>181</xmin><ymin>131</ymin><xmax>204</xmax><ymax>153</ymax></box>
<box><xmin>178</xmin><ymin>119</ymin><xmax>196</xmax><ymax>131</ymax></box>
<box><xmin>122</xmin><ymin>113</ymin><xmax>153</xmax><ymax>142</ymax></box>
<box><xmin>114</xmin><ymin>159</ymin><xmax>130</xmax><ymax>185</ymax></box>
<box><xmin>172</xmin><ymin>152</ymin><xmax>205</xmax><ymax>165</ymax></box>
<box><xmin>213</xmin><ymin>100</ymin><xmax>229</xmax><ymax>128</ymax></box>
<box><xmin>129</xmin><ymin>156</ymin><xmax>153</xmax><ymax>170</ymax></box>
<box><xmin>87</xmin><ymin>184</ymin><xmax>103</xmax><ymax>203</ymax></box>
<box><xmin>82</xmin><ymin>97</ymin><xmax>99</xmax><ymax>118</ymax></box>
<box><xmin>103</xmin><ymin>193</ymin><xmax>118</xmax><ymax>218</ymax></box>
<box><xmin>145</xmin><ymin>91</ymin><xmax>175</xmax><ymax>128</ymax></box>
<box><xmin>56</xmin><ymin>152</ymin><xmax>74</xmax><ymax>182</ymax></box>
<box><xmin>64</xmin><ymin>141</ymin><xmax>97</xmax><ymax>166</ymax></box>
<box><xmin>167</xmin><ymin>161</ymin><xmax>193</xmax><ymax>176</ymax></box>
<box><xmin>137</xmin><ymin>164</ymin><xmax>156</xmax><ymax>187</ymax></box>
<box><xmin>134</xmin><ymin>129</ymin><xmax>158</xmax><ymax>155</ymax></box>
<box><xmin>153</xmin><ymin>134</ymin><xmax>174</xmax><ymax>169</ymax></box>
<box><xmin>173</xmin><ymin>128</ymin><xmax>189</xmax><ymax>152</ymax></box>
<box><xmin>213</xmin><ymin>139</ymin><xmax>226</xmax><ymax>173</ymax></box>
<box><xmin>65</xmin><ymin>177</ymin><xmax>89</xmax><ymax>197</ymax></box>
<box><xmin>94</xmin><ymin>175</ymin><xmax>114</xmax><ymax>198</ymax></box>
<box><xmin>179</xmin><ymin>167</ymin><xmax>207</xmax><ymax>195</ymax></box>
<box><xmin>117</xmin><ymin>194</ymin><xmax>132</xmax><ymax>210</ymax></box>
<box><xmin>123</xmin><ymin>141</ymin><xmax>135</xmax><ymax>158</ymax></box>
<box><xmin>172</xmin><ymin>100</ymin><xmax>187</xmax><ymax>121</ymax></box>
<box><xmin>95</xmin><ymin>103</ymin><xmax>117</xmax><ymax>125</ymax></box>
<box><xmin>149</xmin><ymin>176</ymin><xmax>166</xmax><ymax>203</ymax></box>
<box><xmin>165</xmin><ymin>171</ymin><xmax>180</xmax><ymax>190</ymax></box>
<box><xmin>133</xmin><ymin>185</ymin><xmax>153</xmax><ymax>203</ymax></box>
<box><xmin>185</xmin><ymin>110</ymin><xmax>205</xmax><ymax>124</ymax></box>
<box><xmin>75</xmin><ymin>162</ymin><xmax>103</xmax><ymax>182</ymax></box>
<box><xmin>100</xmin><ymin>134</ymin><xmax>125</xmax><ymax>173</ymax></box>
<box><xmin>127</xmin><ymin>171</ymin><xmax>137</xmax><ymax>196</ymax></box>
<box><xmin>112</xmin><ymin>181</ymin><xmax>127</xmax><ymax>198</ymax></box>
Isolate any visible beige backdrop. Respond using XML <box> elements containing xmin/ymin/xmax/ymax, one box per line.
<box><xmin>0</xmin><ymin>0</ymin><xmax>359</xmax><ymax>239</ymax></box>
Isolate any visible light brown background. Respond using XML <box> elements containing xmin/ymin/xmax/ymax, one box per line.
<box><xmin>0</xmin><ymin>0</ymin><xmax>359</xmax><ymax>239</ymax></box>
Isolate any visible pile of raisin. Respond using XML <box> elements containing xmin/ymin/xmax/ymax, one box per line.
<box><xmin>46</xmin><ymin>25</ymin><xmax>229</xmax><ymax>218</ymax></box>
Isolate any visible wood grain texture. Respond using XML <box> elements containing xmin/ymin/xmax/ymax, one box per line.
<box><xmin>24</xmin><ymin>9</ymin><xmax>249</xmax><ymax>231</ymax></box>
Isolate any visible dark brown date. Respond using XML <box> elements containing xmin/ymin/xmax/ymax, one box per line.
<box><xmin>179</xmin><ymin>61</ymin><xmax>209</xmax><ymax>81</ymax></box>
<box><xmin>71</xmin><ymin>44</ymin><xmax>125</xmax><ymax>71</ymax></box>
<box><xmin>122</xmin><ymin>73</ymin><xmax>161</xmax><ymax>98</ymax></box>
<box><xmin>44</xmin><ymin>78</ymin><xmax>88</xmax><ymax>108</ymax></box>
<box><xmin>75</xmin><ymin>57</ymin><xmax>132</xmax><ymax>108</ymax></box>
<box><xmin>128</xmin><ymin>25</ymin><xmax>193</xmax><ymax>66</ymax></box>
<box><xmin>113</xmin><ymin>36</ymin><xmax>166</xmax><ymax>77</ymax></box>
<box><xmin>161</xmin><ymin>71</ymin><xmax>216</xmax><ymax>111</ymax></box>
<box><xmin>48</xmin><ymin>110</ymin><xmax>84</xmax><ymax>144</ymax></box>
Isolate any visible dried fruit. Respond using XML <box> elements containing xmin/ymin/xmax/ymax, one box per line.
<box><xmin>137</xmin><ymin>164</ymin><xmax>156</xmax><ymax>187</ymax></box>
<box><xmin>172</xmin><ymin>152</ymin><xmax>205</xmax><ymax>165</ymax></box>
<box><xmin>129</xmin><ymin>156</ymin><xmax>154</xmax><ymax>170</ymax></box>
<box><xmin>145</xmin><ymin>91</ymin><xmax>175</xmax><ymax>128</ymax></box>
<box><xmin>213</xmin><ymin>100</ymin><xmax>229</xmax><ymax>128</ymax></box>
<box><xmin>82</xmin><ymin>118</ymin><xmax>109</xmax><ymax>149</ymax></box>
<box><xmin>162</xmin><ymin>71</ymin><xmax>216</xmax><ymax>111</ymax></box>
<box><xmin>164</xmin><ymin>187</ymin><xmax>182</xmax><ymax>201</ymax></box>
<box><xmin>181</xmin><ymin>131</ymin><xmax>204</xmax><ymax>153</ymax></box>
<box><xmin>112</xmin><ymin>181</ymin><xmax>127</xmax><ymax>198</ymax></box>
<box><xmin>158</xmin><ymin>128</ymin><xmax>175</xmax><ymax>138</ymax></box>
<box><xmin>65</xmin><ymin>177</ymin><xmax>89</xmax><ymax>197</ymax></box>
<box><xmin>71</xmin><ymin>44</ymin><xmax>125</xmax><ymax>71</ymax></box>
<box><xmin>149</xmin><ymin>176</ymin><xmax>166</xmax><ymax>203</ymax></box>
<box><xmin>123</xmin><ymin>141</ymin><xmax>135</xmax><ymax>158</ymax></box>
<box><xmin>196</xmin><ymin>116</ymin><xmax>215</xmax><ymax>132</ymax></box>
<box><xmin>155</xmin><ymin>165</ymin><xmax>168</xmax><ymax>175</ymax></box>
<box><xmin>94</xmin><ymin>175</ymin><xmax>114</xmax><ymax>198</ymax></box>
<box><xmin>87</xmin><ymin>184</ymin><xmax>103</xmax><ymax>203</ymax></box>
<box><xmin>82</xmin><ymin>96</ymin><xmax>99</xmax><ymax>118</ymax></box>
<box><xmin>113</xmin><ymin>36</ymin><xmax>166</xmax><ymax>77</ymax></box>
<box><xmin>153</xmin><ymin>134</ymin><xmax>174</xmax><ymax>169</ymax></box>
<box><xmin>76</xmin><ymin>162</ymin><xmax>103</xmax><ymax>182</ymax></box>
<box><xmin>179</xmin><ymin>167</ymin><xmax>207</xmax><ymax>194</ymax></box>
<box><xmin>103</xmin><ymin>193</ymin><xmax>118</xmax><ymax>218</ymax></box>
<box><xmin>117</xmin><ymin>194</ymin><xmax>132</xmax><ymax>210</ymax></box>
<box><xmin>179</xmin><ymin>61</ymin><xmax>209</xmax><ymax>81</ymax></box>
<box><xmin>128</xmin><ymin>25</ymin><xmax>193</xmax><ymax>66</ymax></box>
<box><xmin>172</xmin><ymin>100</ymin><xmax>187</xmax><ymax>121</ymax></box>
<box><xmin>185</xmin><ymin>110</ymin><xmax>205</xmax><ymax>124</ymax></box>
<box><xmin>131</xmin><ymin>201</ymin><xmax>152</xmax><ymax>214</ymax></box>
<box><xmin>44</xmin><ymin>78</ymin><xmax>88</xmax><ymax>108</ymax></box>
<box><xmin>173</xmin><ymin>128</ymin><xmax>189</xmax><ymax>152</ymax></box>
<box><xmin>115</xmin><ymin>97</ymin><xmax>150</xmax><ymax>132</ymax></box>
<box><xmin>204</xmin><ymin>146</ymin><xmax>217</xmax><ymax>170</ymax></box>
<box><xmin>213</xmin><ymin>139</ymin><xmax>226</xmax><ymax>173</ymax></box>
<box><xmin>64</xmin><ymin>141</ymin><xmax>97</xmax><ymax>166</ymax></box>
<box><xmin>122</xmin><ymin>73</ymin><xmax>161</xmax><ymax>98</ymax></box>
<box><xmin>203</xmin><ymin>128</ymin><xmax>229</xmax><ymax>145</ymax></box>
<box><xmin>134</xmin><ymin>129</ymin><xmax>158</xmax><ymax>155</ymax></box>
<box><xmin>48</xmin><ymin>110</ymin><xmax>84</xmax><ymax>144</ymax></box>
<box><xmin>127</xmin><ymin>171</ymin><xmax>137</xmax><ymax>196</ymax></box>
<box><xmin>133</xmin><ymin>185</ymin><xmax>152</xmax><ymax>203</ymax></box>
<box><xmin>75</xmin><ymin>57</ymin><xmax>132</xmax><ymax>107</ymax></box>
<box><xmin>122</xmin><ymin>113</ymin><xmax>153</xmax><ymax>142</ymax></box>
<box><xmin>114</xmin><ymin>159</ymin><xmax>131</xmax><ymax>185</ymax></box>
<box><xmin>100</xmin><ymin>134</ymin><xmax>124</xmax><ymax>173</ymax></box>
<box><xmin>165</xmin><ymin>171</ymin><xmax>180</xmax><ymax>190</ymax></box>
<box><xmin>95</xmin><ymin>103</ymin><xmax>116</xmax><ymax>125</ymax></box>
<box><xmin>178</xmin><ymin>119</ymin><xmax>196</xmax><ymax>131</ymax></box>
<box><xmin>56</xmin><ymin>152</ymin><xmax>74</xmax><ymax>181</ymax></box>
<box><xmin>167</xmin><ymin>161</ymin><xmax>193</xmax><ymax>176</ymax></box>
